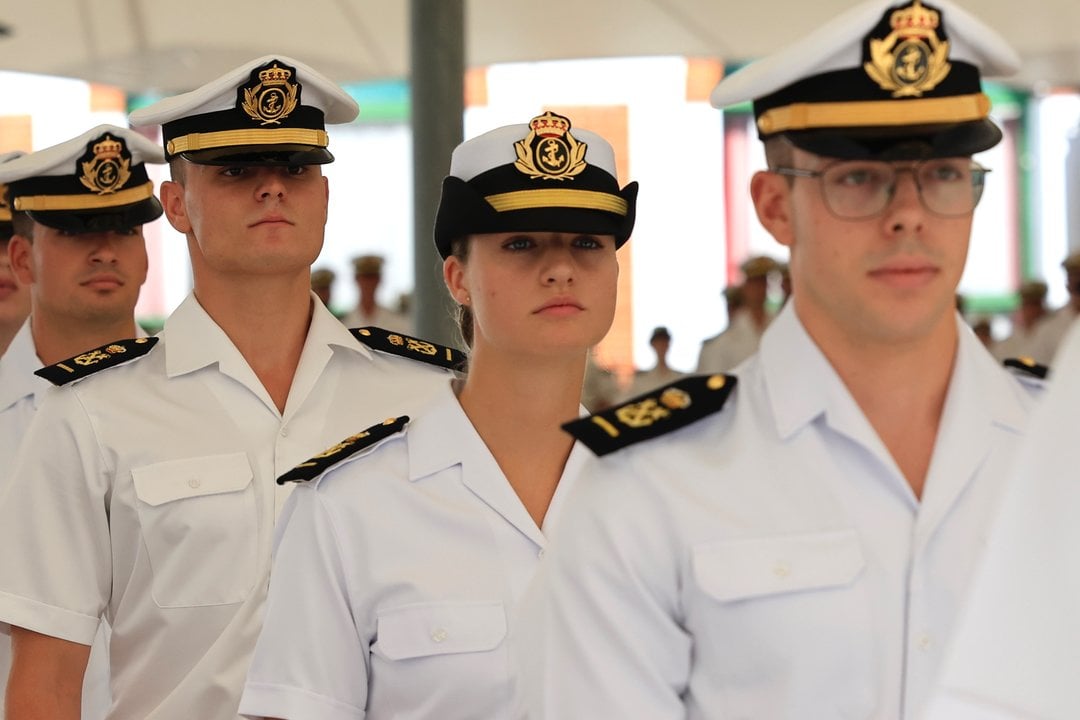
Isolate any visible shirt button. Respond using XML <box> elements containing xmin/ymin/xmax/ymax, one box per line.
<box><xmin>772</xmin><ymin>560</ymin><xmax>791</xmax><ymax>578</ymax></box>
<box><xmin>431</xmin><ymin>628</ymin><xmax>448</xmax><ymax>643</ymax></box>
<box><xmin>280</xmin><ymin>426</ymin><xmax>289</xmax><ymax>437</ymax></box>
<box><xmin>917</xmin><ymin>633</ymin><xmax>932</xmax><ymax>651</ymax></box>
<box><xmin>188</xmin><ymin>478</ymin><xmax>201</xmax><ymax>489</ymax></box>
<box><xmin>537</xmin><ymin>548</ymin><xmax>546</xmax><ymax>559</ymax></box>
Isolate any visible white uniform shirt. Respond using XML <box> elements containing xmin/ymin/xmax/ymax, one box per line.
<box><xmin>523</xmin><ymin>303</ymin><xmax>1040</xmax><ymax>720</ymax></box>
<box><xmin>0</xmin><ymin>319</ymin><xmax>142</xmax><ymax>720</ymax></box>
<box><xmin>924</xmin><ymin>319</ymin><xmax>1080</xmax><ymax>720</ymax></box>
<box><xmin>239</xmin><ymin>381</ymin><xmax>588</xmax><ymax>720</ymax></box>
<box><xmin>0</xmin><ymin>294</ymin><xmax>451</xmax><ymax>720</ymax></box>
<box><xmin>696</xmin><ymin>309</ymin><xmax>771</xmax><ymax>373</ymax></box>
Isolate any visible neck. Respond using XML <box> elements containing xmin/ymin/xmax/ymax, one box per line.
<box><xmin>359</xmin><ymin>296</ymin><xmax>377</xmax><ymax>315</ymax></box>
<box><xmin>192</xmin><ymin>273</ymin><xmax>314</xmax><ymax>413</ymax></box>
<box><xmin>795</xmin><ymin>300</ymin><xmax>958</xmax><ymax>499</ymax></box>
<box><xmin>457</xmin><ymin>345</ymin><xmax>586</xmax><ymax>527</ymax></box>
<box><xmin>31</xmin><ymin>312</ymin><xmax>139</xmax><ymax>366</ymax></box>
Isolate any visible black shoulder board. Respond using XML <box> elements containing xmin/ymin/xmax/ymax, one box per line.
<box><xmin>34</xmin><ymin>337</ymin><xmax>159</xmax><ymax>387</ymax></box>
<box><xmin>351</xmin><ymin>327</ymin><xmax>466</xmax><ymax>371</ymax></box>
<box><xmin>564</xmin><ymin>373</ymin><xmax>737</xmax><ymax>457</ymax></box>
<box><xmin>277</xmin><ymin>415</ymin><xmax>409</xmax><ymax>485</ymax></box>
<box><xmin>1003</xmin><ymin>356</ymin><xmax>1049</xmax><ymax>380</ymax></box>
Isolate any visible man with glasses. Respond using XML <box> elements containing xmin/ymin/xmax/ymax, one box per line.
<box><xmin>520</xmin><ymin>2</ymin><xmax>1042</xmax><ymax>718</ymax></box>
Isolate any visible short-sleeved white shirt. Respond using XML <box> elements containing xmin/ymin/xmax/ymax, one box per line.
<box><xmin>0</xmin><ymin>319</ymin><xmax>139</xmax><ymax>720</ymax></box>
<box><xmin>522</xmin><ymin>303</ymin><xmax>1041</xmax><ymax>720</ymax></box>
<box><xmin>239</xmin><ymin>382</ymin><xmax>588</xmax><ymax>720</ymax></box>
<box><xmin>0</xmin><ymin>294</ymin><xmax>451</xmax><ymax>720</ymax></box>
<box><xmin>924</xmin><ymin>318</ymin><xmax>1080</xmax><ymax>720</ymax></box>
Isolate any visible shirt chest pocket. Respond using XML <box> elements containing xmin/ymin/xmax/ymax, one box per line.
<box><xmin>131</xmin><ymin>453</ymin><xmax>258</xmax><ymax>608</ymax></box>
<box><xmin>692</xmin><ymin>529</ymin><xmax>866</xmax><ymax>603</ymax></box>
<box><xmin>374</xmin><ymin>601</ymin><xmax>507</xmax><ymax>661</ymax></box>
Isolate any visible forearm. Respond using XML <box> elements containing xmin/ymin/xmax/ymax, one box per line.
<box><xmin>6</xmin><ymin>626</ymin><xmax>90</xmax><ymax>720</ymax></box>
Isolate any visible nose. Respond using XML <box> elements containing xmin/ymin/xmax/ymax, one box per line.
<box><xmin>87</xmin><ymin>233</ymin><xmax>121</xmax><ymax>264</ymax></box>
<box><xmin>882</xmin><ymin>168</ymin><xmax>925</xmax><ymax>236</ymax></box>
<box><xmin>542</xmin><ymin>245</ymin><xmax>575</xmax><ymax>286</ymax></box>
<box><xmin>256</xmin><ymin>168</ymin><xmax>287</xmax><ymax>201</ymax></box>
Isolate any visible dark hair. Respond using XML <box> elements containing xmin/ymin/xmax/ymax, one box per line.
<box><xmin>764</xmin><ymin>137</ymin><xmax>794</xmax><ymax>181</ymax></box>
<box><xmin>11</xmin><ymin>211</ymin><xmax>34</xmax><ymax>241</ymax></box>
<box><xmin>168</xmin><ymin>158</ymin><xmax>187</xmax><ymax>185</ymax></box>
<box><xmin>448</xmin><ymin>235</ymin><xmax>474</xmax><ymax>349</ymax></box>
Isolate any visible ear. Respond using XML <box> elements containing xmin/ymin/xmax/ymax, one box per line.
<box><xmin>8</xmin><ymin>233</ymin><xmax>33</xmax><ymax>285</ymax></box>
<box><xmin>160</xmin><ymin>180</ymin><xmax>192</xmax><ymax>234</ymax></box>
<box><xmin>751</xmin><ymin>170</ymin><xmax>795</xmax><ymax>249</ymax></box>
<box><xmin>442</xmin><ymin>254</ymin><xmax>469</xmax><ymax>305</ymax></box>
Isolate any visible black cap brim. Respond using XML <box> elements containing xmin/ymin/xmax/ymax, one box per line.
<box><xmin>433</xmin><ymin>176</ymin><xmax>638</xmax><ymax>259</ymax></box>
<box><xmin>180</xmin><ymin>145</ymin><xmax>334</xmax><ymax>166</ymax></box>
<box><xmin>27</xmin><ymin>196</ymin><xmax>164</xmax><ymax>233</ymax></box>
<box><xmin>782</xmin><ymin>118</ymin><xmax>1003</xmax><ymax>160</ymax></box>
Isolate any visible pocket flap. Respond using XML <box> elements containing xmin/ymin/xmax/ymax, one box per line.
<box><xmin>132</xmin><ymin>453</ymin><xmax>254</xmax><ymax>507</ymax></box>
<box><xmin>692</xmin><ymin>529</ymin><xmax>865</xmax><ymax>602</ymax></box>
<box><xmin>376</xmin><ymin>601</ymin><xmax>507</xmax><ymax>660</ymax></box>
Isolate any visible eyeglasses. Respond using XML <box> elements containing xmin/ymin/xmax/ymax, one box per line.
<box><xmin>771</xmin><ymin>158</ymin><xmax>990</xmax><ymax>220</ymax></box>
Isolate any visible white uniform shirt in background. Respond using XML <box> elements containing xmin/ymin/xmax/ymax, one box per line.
<box><xmin>923</xmin><ymin>318</ymin><xmax>1080</xmax><ymax>720</ymax></box>
<box><xmin>0</xmin><ymin>294</ymin><xmax>450</xmax><ymax>720</ymax></box>
<box><xmin>0</xmin><ymin>318</ymin><xmax>140</xmax><ymax>720</ymax></box>
<box><xmin>522</xmin><ymin>303</ymin><xmax>1040</xmax><ymax>720</ymax></box>
<box><xmin>239</xmin><ymin>381</ymin><xmax>587</xmax><ymax>720</ymax></box>
<box><xmin>696</xmin><ymin>309</ymin><xmax>771</xmax><ymax>374</ymax></box>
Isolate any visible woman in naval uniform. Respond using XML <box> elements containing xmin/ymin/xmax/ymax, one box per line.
<box><xmin>238</xmin><ymin>110</ymin><xmax>638</xmax><ymax>720</ymax></box>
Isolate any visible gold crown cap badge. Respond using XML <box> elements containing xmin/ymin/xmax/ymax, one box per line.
<box><xmin>79</xmin><ymin>134</ymin><xmax>132</xmax><ymax>195</ymax></box>
<box><xmin>513</xmin><ymin>111</ymin><xmax>588</xmax><ymax>181</ymax></box>
<box><xmin>864</xmin><ymin>0</ymin><xmax>952</xmax><ymax>98</ymax></box>
<box><xmin>242</xmin><ymin>61</ymin><xmax>300</xmax><ymax>126</ymax></box>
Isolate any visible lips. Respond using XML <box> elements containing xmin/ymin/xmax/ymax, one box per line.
<box><xmin>81</xmin><ymin>274</ymin><xmax>124</xmax><ymax>290</ymax></box>
<box><xmin>535</xmin><ymin>296</ymin><xmax>585</xmax><ymax>315</ymax></box>
<box><xmin>868</xmin><ymin>260</ymin><xmax>939</xmax><ymax>289</ymax></box>
<box><xmin>250</xmin><ymin>215</ymin><xmax>293</xmax><ymax>227</ymax></box>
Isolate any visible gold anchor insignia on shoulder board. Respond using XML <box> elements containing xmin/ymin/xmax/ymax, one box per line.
<box><xmin>572</xmin><ymin>374</ymin><xmax>736</xmax><ymax>457</ymax></box>
<box><xmin>36</xmin><ymin>336</ymin><xmax>159</xmax><ymax>386</ymax></box>
<box><xmin>241</xmin><ymin>61</ymin><xmax>300</xmax><ymax>126</ymax></box>
<box><xmin>278</xmin><ymin>417</ymin><xmax>409</xmax><ymax>484</ymax></box>
<box><xmin>864</xmin><ymin>0</ymin><xmax>951</xmax><ymax>98</ymax></box>
<box><xmin>513</xmin><ymin>111</ymin><xmax>588</xmax><ymax>181</ymax></box>
<box><xmin>78</xmin><ymin>134</ymin><xmax>132</xmax><ymax>195</ymax></box>
<box><xmin>388</xmin><ymin>334</ymin><xmax>437</xmax><ymax>356</ymax></box>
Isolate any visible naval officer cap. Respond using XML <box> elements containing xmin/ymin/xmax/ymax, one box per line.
<box><xmin>0</xmin><ymin>151</ymin><xmax>26</xmax><ymax>240</ymax></box>
<box><xmin>0</xmin><ymin>126</ymin><xmax>163</xmax><ymax>233</ymax></box>
<box><xmin>129</xmin><ymin>55</ymin><xmax>359</xmax><ymax>166</ymax></box>
<box><xmin>710</xmin><ymin>0</ymin><xmax>1020</xmax><ymax>159</ymax></box>
<box><xmin>433</xmin><ymin>111</ymin><xmax>638</xmax><ymax>259</ymax></box>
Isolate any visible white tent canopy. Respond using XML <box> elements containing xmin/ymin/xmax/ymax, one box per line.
<box><xmin>0</xmin><ymin>0</ymin><xmax>1077</xmax><ymax>94</ymax></box>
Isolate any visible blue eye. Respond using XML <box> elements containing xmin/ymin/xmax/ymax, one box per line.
<box><xmin>574</xmin><ymin>235</ymin><xmax>604</xmax><ymax>249</ymax></box>
<box><xmin>286</xmin><ymin>165</ymin><xmax>307</xmax><ymax>176</ymax></box>
<box><xmin>503</xmin><ymin>236</ymin><xmax>535</xmax><ymax>251</ymax></box>
<box><xmin>221</xmin><ymin>166</ymin><xmax>246</xmax><ymax>177</ymax></box>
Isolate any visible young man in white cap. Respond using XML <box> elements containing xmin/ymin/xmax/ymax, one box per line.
<box><xmin>521</xmin><ymin>2</ymin><xmax>1042</xmax><ymax>718</ymax></box>
<box><xmin>0</xmin><ymin>152</ymin><xmax>29</xmax><ymax>356</ymax></box>
<box><xmin>0</xmin><ymin>126</ymin><xmax>163</xmax><ymax>720</ymax></box>
<box><xmin>0</xmin><ymin>57</ymin><xmax>459</xmax><ymax>720</ymax></box>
